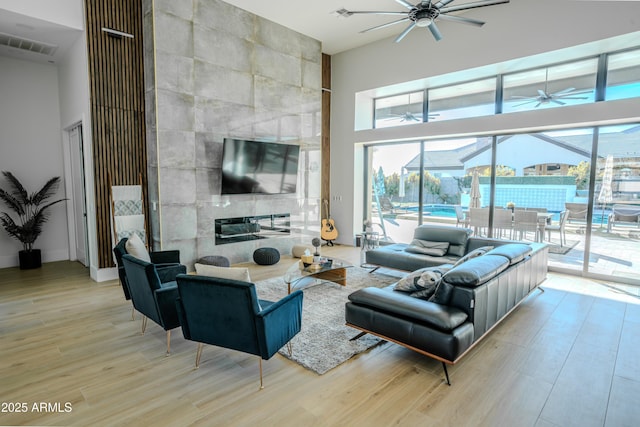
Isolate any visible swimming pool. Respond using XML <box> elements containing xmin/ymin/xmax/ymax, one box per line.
<box><xmin>401</xmin><ymin>205</ymin><xmax>610</xmax><ymax>224</ymax></box>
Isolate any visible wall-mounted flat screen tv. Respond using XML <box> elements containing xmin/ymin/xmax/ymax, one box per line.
<box><xmin>221</xmin><ymin>138</ymin><xmax>300</xmax><ymax>195</ymax></box>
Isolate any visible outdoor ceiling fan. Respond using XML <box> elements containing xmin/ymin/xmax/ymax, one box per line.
<box><xmin>335</xmin><ymin>0</ymin><xmax>510</xmax><ymax>43</ymax></box>
<box><xmin>382</xmin><ymin>111</ymin><xmax>439</xmax><ymax>121</ymax></box>
<box><xmin>511</xmin><ymin>69</ymin><xmax>591</xmax><ymax>108</ymax></box>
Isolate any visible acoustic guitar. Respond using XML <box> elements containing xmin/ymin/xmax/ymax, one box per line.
<box><xmin>321</xmin><ymin>199</ymin><xmax>339</xmax><ymax>245</ymax></box>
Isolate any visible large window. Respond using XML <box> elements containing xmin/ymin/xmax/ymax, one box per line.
<box><xmin>368</xmin><ymin>47</ymin><xmax>640</xmax><ymax>129</ymax></box>
<box><xmin>502</xmin><ymin>59</ymin><xmax>598</xmax><ymax>113</ymax></box>
<box><xmin>606</xmin><ymin>48</ymin><xmax>640</xmax><ymax>101</ymax></box>
<box><xmin>374</xmin><ymin>91</ymin><xmax>424</xmax><ymax>129</ymax></box>
<box><xmin>428</xmin><ymin>78</ymin><xmax>496</xmax><ymax>121</ymax></box>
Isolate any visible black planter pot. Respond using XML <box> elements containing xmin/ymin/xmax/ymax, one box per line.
<box><xmin>19</xmin><ymin>249</ymin><xmax>42</xmax><ymax>270</ymax></box>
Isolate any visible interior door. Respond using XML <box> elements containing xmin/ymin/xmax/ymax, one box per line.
<box><xmin>69</xmin><ymin>124</ymin><xmax>89</xmax><ymax>266</ymax></box>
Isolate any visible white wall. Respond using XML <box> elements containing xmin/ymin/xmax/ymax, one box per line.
<box><xmin>330</xmin><ymin>0</ymin><xmax>640</xmax><ymax>244</ymax></box>
<box><xmin>0</xmin><ymin>56</ymin><xmax>69</xmax><ymax>267</ymax></box>
<box><xmin>57</xmin><ymin>27</ymin><xmax>101</xmax><ymax>279</ymax></box>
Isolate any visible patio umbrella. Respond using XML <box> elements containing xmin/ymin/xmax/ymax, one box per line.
<box><xmin>470</xmin><ymin>169</ymin><xmax>481</xmax><ymax>209</ymax></box>
<box><xmin>597</xmin><ymin>155</ymin><xmax>614</xmax><ymax>226</ymax></box>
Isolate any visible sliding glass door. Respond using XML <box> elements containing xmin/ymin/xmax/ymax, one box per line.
<box><xmin>365</xmin><ymin>124</ymin><xmax>640</xmax><ymax>284</ymax></box>
<box><xmin>589</xmin><ymin>125</ymin><xmax>640</xmax><ymax>281</ymax></box>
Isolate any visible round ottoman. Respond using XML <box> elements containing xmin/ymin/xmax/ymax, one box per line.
<box><xmin>292</xmin><ymin>244</ymin><xmax>314</xmax><ymax>258</ymax></box>
<box><xmin>196</xmin><ymin>255</ymin><xmax>231</xmax><ymax>267</ymax></box>
<box><xmin>253</xmin><ymin>248</ymin><xmax>280</xmax><ymax>265</ymax></box>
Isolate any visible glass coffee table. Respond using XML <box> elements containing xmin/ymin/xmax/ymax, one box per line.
<box><xmin>284</xmin><ymin>257</ymin><xmax>353</xmax><ymax>294</ymax></box>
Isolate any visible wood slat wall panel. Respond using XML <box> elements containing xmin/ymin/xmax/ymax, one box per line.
<box><xmin>85</xmin><ymin>0</ymin><xmax>147</xmax><ymax>268</ymax></box>
<box><xmin>322</xmin><ymin>53</ymin><xmax>331</xmax><ymax>214</ymax></box>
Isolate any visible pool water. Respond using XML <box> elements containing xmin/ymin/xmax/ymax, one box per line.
<box><xmin>401</xmin><ymin>204</ymin><xmax>610</xmax><ymax>224</ymax></box>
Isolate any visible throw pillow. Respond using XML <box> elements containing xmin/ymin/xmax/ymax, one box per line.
<box><xmin>405</xmin><ymin>239</ymin><xmax>450</xmax><ymax>256</ymax></box>
<box><xmin>453</xmin><ymin>245</ymin><xmax>494</xmax><ymax>267</ymax></box>
<box><xmin>428</xmin><ymin>281</ymin><xmax>455</xmax><ymax>305</ymax></box>
<box><xmin>125</xmin><ymin>233</ymin><xmax>151</xmax><ymax>262</ymax></box>
<box><xmin>194</xmin><ymin>263</ymin><xmax>252</xmax><ymax>283</ymax></box>
<box><xmin>394</xmin><ymin>265</ymin><xmax>452</xmax><ymax>292</ymax></box>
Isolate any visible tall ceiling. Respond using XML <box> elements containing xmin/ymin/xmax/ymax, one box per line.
<box><xmin>0</xmin><ymin>0</ymin><xmax>515</xmax><ymax>65</ymax></box>
<box><xmin>221</xmin><ymin>0</ymin><xmax>511</xmax><ymax>55</ymax></box>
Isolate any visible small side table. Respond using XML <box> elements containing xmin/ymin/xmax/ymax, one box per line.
<box><xmin>360</xmin><ymin>231</ymin><xmax>380</xmax><ymax>268</ymax></box>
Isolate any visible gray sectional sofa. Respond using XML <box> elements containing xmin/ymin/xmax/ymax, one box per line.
<box><xmin>346</xmin><ymin>224</ymin><xmax>548</xmax><ymax>384</ymax></box>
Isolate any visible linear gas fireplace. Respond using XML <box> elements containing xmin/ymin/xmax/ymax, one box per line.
<box><xmin>215</xmin><ymin>213</ymin><xmax>290</xmax><ymax>245</ymax></box>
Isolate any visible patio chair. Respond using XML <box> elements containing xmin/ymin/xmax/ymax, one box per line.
<box><xmin>492</xmin><ymin>208</ymin><xmax>513</xmax><ymax>239</ymax></box>
<box><xmin>468</xmin><ymin>208</ymin><xmax>489</xmax><ymax>236</ymax></box>
<box><xmin>454</xmin><ymin>205</ymin><xmax>468</xmax><ymax>227</ymax></box>
<box><xmin>546</xmin><ymin>210</ymin><xmax>569</xmax><ymax>246</ymax></box>
<box><xmin>526</xmin><ymin>207</ymin><xmax>548</xmax><ymax>213</ymax></box>
<box><xmin>175</xmin><ymin>274</ymin><xmax>303</xmax><ymax>389</ymax></box>
<box><xmin>565</xmin><ymin>202</ymin><xmax>588</xmax><ymax>224</ymax></box>
<box><xmin>607</xmin><ymin>204</ymin><xmax>640</xmax><ymax>232</ymax></box>
<box><xmin>514</xmin><ymin>210</ymin><xmax>540</xmax><ymax>242</ymax></box>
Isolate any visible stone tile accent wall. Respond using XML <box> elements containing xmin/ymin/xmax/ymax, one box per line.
<box><xmin>144</xmin><ymin>0</ymin><xmax>322</xmax><ymax>267</ymax></box>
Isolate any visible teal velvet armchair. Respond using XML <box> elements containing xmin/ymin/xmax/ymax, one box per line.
<box><xmin>121</xmin><ymin>254</ymin><xmax>186</xmax><ymax>355</ymax></box>
<box><xmin>113</xmin><ymin>237</ymin><xmax>184</xmax><ymax>319</ymax></box>
<box><xmin>175</xmin><ymin>274</ymin><xmax>303</xmax><ymax>389</ymax></box>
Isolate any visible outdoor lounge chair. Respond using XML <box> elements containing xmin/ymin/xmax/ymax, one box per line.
<box><xmin>607</xmin><ymin>204</ymin><xmax>640</xmax><ymax>232</ymax></box>
<box><xmin>379</xmin><ymin>197</ymin><xmax>396</xmax><ymax>213</ymax></box>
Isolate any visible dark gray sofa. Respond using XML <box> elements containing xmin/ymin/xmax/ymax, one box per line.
<box><xmin>347</xmin><ymin>225</ymin><xmax>548</xmax><ymax>385</ymax></box>
<box><xmin>366</xmin><ymin>225</ymin><xmax>487</xmax><ymax>271</ymax></box>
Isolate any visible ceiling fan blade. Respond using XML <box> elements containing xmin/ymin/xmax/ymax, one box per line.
<box><xmin>428</xmin><ymin>21</ymin><xmax>443</xmax><ymax>41</ymax></box>
<box><xmin>551</xmin><ymin>100</ymin><xmax>566</xmax><ymax>105</ymax></box>
<box><xmin>438</xmin><ymin>14</ymin><xmax>485</xmax><ymax>27</ymax></box>
<box><xmin>440</xmin><ymin>0</ymin><xmax>509</xmax><ymax>14</ymax></box>
<box><xmin>553</xmin><ymin>89</ymin><xmax>592</xmax><ymax>97</ymax></box>
<box><xmin>395</xmin><ymin>22</ymin><xmax>417</xmax><ymax>43</ymax></box>
<box><xmin>552</xmin><ymin>87</ymin><xmax>576</xmax><ymax>95</ymax></box>
<box><xmin>395</xmin><ymin>0</ymin><xmax>417</xmax><ymax>10</ymax></box>
<box><xmin>623</xmin><ymin>125</ymin><xmax>640</xmax><ymax>134</ymax></box>
<box><xmin>537</xmin><ymin>89</ymin><xmax>548</xmax><ymax>97</ymax></box>
<box><xmin>360</xmin><ymin>18</ymin><xmax>410</xmax><ymax>33</ymax></box>
<box><xmin>346</xmin><ymin>11</ymin><xmax>412</xmax><ymax>16</ymax></box>
<box><xmin>554</xmin><ymin>96</ymin><xmax>589</xmax><ymax>100</ymax></box>
<box><xmin>433</xmin><ymin>0</ymin><xmax>456</xmax><ymax>9</ymax></box>
<box><xmin>513</xmin><ymin>100</ymin><xmax>536</xmax><ymax>107</ymax></box>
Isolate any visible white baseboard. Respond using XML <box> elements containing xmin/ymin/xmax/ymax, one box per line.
<box><xmin>92</xmin><ymin>266</ymin><xmax>118</xmax><ymax>282</ymax></box>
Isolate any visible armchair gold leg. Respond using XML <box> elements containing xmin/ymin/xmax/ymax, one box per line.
<box><xmin>259</xmin><ymin>358</ymin><xmax>264</xmax><ymax>390</ymax></box>
<box><xmin>166</xmin><ymin>330</ymin><xmax>171</xmax><ymax>356</ymax></box>
<box><xmin>131</xmin><ymin>306</ymin><xmax>135</xmax><ymax>321</ymax></box>
<box><xmin>286</xmin><ymin>341</ymin><xmax>292</xmax><ymax>357</ymax></box>
<box><xmin>195</xmin><ymin>343</ymin><xmax>204</xmax><ymax>368</ymax></box>
<box><xmin>141</xmin><ymin>316</ymin><xmax>148</xmax><ymax>335</ymax></box>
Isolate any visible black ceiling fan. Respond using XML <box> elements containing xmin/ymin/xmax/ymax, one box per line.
<box><xmin>335</xmin><ymin>0</ymin><xmax>510</xmax><ymax>43</ymax></box>
<box><xmin>511</xmin><ymin>69</ymin><xmax>591</xmax><ymax>108</ymax></box>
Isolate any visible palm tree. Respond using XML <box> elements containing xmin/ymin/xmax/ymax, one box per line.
<box><xmin>0</xmin><ymin>171</ymin><xmax>66</xmax><ymax>253</ymax></box>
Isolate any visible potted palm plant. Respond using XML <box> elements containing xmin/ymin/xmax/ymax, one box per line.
<box><xmin>0</xmin><ymin>171</ymin><xmax>66</xmax><ymax>269</ymax></box>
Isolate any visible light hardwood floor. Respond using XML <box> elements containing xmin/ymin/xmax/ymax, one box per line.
<box><xmin>1</xmin><ymin>245</ymin><xmax>639</xmax><ymax>427</ymax></box>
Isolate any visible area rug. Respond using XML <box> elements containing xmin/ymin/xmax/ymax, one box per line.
<box><xmin>255</xmin><ymin>267</ymin><xmax>399</xmax><ymax>375</ymax></box>
<box><xmin>547</xmin><ymin>239</ymin><xmax>579</xmax><ymax>255</ymax></box>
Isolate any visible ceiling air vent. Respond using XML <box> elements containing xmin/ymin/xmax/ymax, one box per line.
<box><xmin>0</xmin><ymin>31</ymin><xmax>58</xmax><ymax>56</ymax></box>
